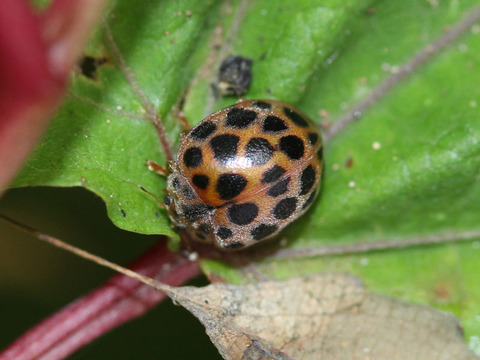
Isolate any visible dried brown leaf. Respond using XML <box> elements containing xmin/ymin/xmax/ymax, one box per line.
<box><xmin>168</xmin><ymin>273</ymin><xmax>477</xmax><ymax>360</ymax></box>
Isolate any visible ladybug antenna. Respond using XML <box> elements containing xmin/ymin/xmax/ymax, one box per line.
<box><xmin>139</xmin><ymin>185</ymin><xmax>165</xmax><ymax>209</ymax></box>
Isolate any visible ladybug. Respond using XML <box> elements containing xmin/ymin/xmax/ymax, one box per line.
<box><xmin>163</xmin><ymin>99</ymin><xmax>323</xmax><ymax>250</ymax></box>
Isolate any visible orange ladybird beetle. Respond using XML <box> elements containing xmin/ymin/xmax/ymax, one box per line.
<box><xmin>163</xmin><ymin>99</ymin><xmax>324</xmax><ymax>250</ymax></box>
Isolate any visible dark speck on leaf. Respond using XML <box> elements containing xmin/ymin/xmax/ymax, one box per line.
<box><xmin>79</xmin><ymin>55</ymin><xmax>109</xmax><ymax>80</ymax></box>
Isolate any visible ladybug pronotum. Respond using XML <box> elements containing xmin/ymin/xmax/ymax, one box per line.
<box><xmin>164</xmin><ymin>99</ymin><xmax>323</xmax><ymax>250</ymax></box>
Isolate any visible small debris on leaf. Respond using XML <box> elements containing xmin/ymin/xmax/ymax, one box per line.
<box><xmin>78</xmin><ymin>55</ymin><xmax>109</xmax><ymax>80</ymax></box>
<box><xmin>213</xmin><ymin>55</ymin><xmax>253</xmax><ymax>97</ymax></box>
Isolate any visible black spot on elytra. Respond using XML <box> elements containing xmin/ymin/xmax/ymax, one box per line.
<box><xmin>192</xmin><ymin>174</ymin><xmax>209</xmax><ymax>189</ymax></box>
<box><xmin>251</xmin><ymin>224</ymin><xmax>278</xmax><ymax>240</ymax></box>
<box><xmin>216</xmin><ymin>173</ymin><xmax>247</xmax><ymax>200</ymax></box>
<box><xmin>261</xmin><ymin>165</ymin><xmax>285</xmax><ymax>184</ymax></box>
<box><xmin>196</xmin><ymin>232</ymin><xmax>206</xmax><ymax>240</ymax></box>
<box><xmin>183</xmin><ymin>147</ymin><xmax>203</xmax><ymax>168</ymax></box>
<box><xmin>190</xmin><ymin>122</ymin><xmax>216</xmax><ymax>140</ymax></box>
<box><xmin>226</xmin><ymin>108</ymin><xmax>257</xmax><ymax>128</ymax></box>
<box><xmin>198</xmin><ymin>223</ymin><xmax>210</xmax><ymax>234</ymax></box>
<box><xmin>317</xmin><ymin>147</ymin><xmax>324</xmax><ymax>161</ymax></box>
<box><xmin>223</xmin><ymin>242</ymin><xmax>244</xmax><ymax>249</ymax></box>
<box><xmin>183</xmin><ymin>204</ymin><xmax>208</xmax><ymax>222</ymax></box>
<box><xmin>308</xmin><ymin>133</ymin><xmax>319</xmax><ymax>145</ymax></box>
<box><xmin>182</xmin><ymin>185</ymin><xmax>196</xmax><ymax>200</ymax></box>
<box><xmin>172</xmin><ymin>177</ymin><xmax>181</xmax><ymax>191</ymax></box>
<box><xmin>300</xmin><ymin>165</ymin><xmax>315</xmax><ymax>196</ymax></box>
<box><xmin>245</xmin><ymin>138</ymin><xmax>274</xmax><ymax>166</ymax></box>
<box><xmin>228</xmin><ymin>203</ymin><xmax>258</xmax><ymax>225</ymax></box>
<box><xmin>164</xmin><ymin>194</ymin><xmax>172</xmax><ymax>205</ymax></box>
<box><xmin>279</xmin><ymin>135</ymin><xmax>304</xmax><ymax>160</ymax></box>
<box><xmin>302</xmin><ymin>190</ymin><xmax>317</xmax><ymax>210</ymax></box>
<box><xmin>263</xmin><ymin>115</ymin><xmax>288</xmax><ymax>133</ymax></box>
<box><xmin>254</xmin><ymin>101</ymin><xmax>272</xmax><ymax>110</ymax></box>
<box><xmin>216</xmin><ymin>226</ymin><xmax>233</xmax><ymax>239</ymax></box>
<box><xmin>267</xmin><ymin>177</ymin><xmax>290</xmax><ymax>198</ymax></box>
<box><xmin>283</xmin><ymin>107</ymin><xmax>309</xmax><ymax>127</ymax></box>
<box><xmin>273</xmin><ymin>197</ymin><xmax>297</xmax><ymax>220</ymax></box>
<box><xmin>210</xmin><ymin>134</ymin><xmax>239</xmax><ymax>164</ymax></box>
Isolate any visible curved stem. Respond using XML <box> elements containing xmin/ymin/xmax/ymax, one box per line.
<box><xmin>0</xmin><ymin>0</ymin><xmax>106</xmax><ymax>191</ymax></box>
<box><xmin>0</xmin><ymin>239</ymin><xmax>201</xmax><ymax>360</ymax></box>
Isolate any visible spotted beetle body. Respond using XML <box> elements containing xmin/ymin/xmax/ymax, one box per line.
<box><xmin>165</xmin><ymin>99</ymin><xmax>323</xmax><ymax>250</ymax></box>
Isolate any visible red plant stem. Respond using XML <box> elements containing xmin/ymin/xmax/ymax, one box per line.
<box><xmin>0</xmin><ymin>239</ymin><xmax>201</xmax><ymax>360</ymax></box>
<box><xmin>0</xmin><ymin>0</ymin><xmax>106</xmax><ymax>191</ymax></box>
<box><xmin>0</xmin><ymin>0</ymin><xmax>63</xmax><ymax>190</ymax></box>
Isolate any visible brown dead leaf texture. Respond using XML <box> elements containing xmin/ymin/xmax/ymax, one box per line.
<box><xmin>168</xmin><ymin>273</ymin><xmax>478</xmax><ymax>360</ymax></box>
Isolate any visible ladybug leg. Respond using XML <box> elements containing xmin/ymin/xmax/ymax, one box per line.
<box><xmin>175</xmin><ymin>111</ymin><xmax>193</xmax><ymax>144</ymax></box>
<box><xmin>144</xmin><ymin>160</ymin><xmax>168</xmax><ymax>208</ymax></box>
<box><xmin>177</xmin><ymin>111</ymin><xmax>191</xmax><ymax>131</ymax></box>
<box><xmin>139</xmin><ymin>185</ymin><xmax>165</xmax><ymax>209</ymax></box>
<box><xmin>179</xmin><ymin>232</ymin><xmax>194</xmax><ymax>253</ymax></box>
<box><xmin>146</xmin><ymin>160</ymin><xmax>167</xmax><ymax>176</ymax></box>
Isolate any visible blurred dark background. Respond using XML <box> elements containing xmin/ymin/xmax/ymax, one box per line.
<box><xmin>0</xmin><ymin>186</ymin><xmax>219</xmax><ymax>359</ymax></box>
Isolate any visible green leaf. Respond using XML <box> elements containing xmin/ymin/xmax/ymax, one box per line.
<box><xmin>14</xmin><ymin>0</ymin><xmax>226</xmax><ymax>237</ymax></box>
<box><xmin>12</xmin><ymin>0</ymin><xmax>480</xmax><ymax>352</ymax></box>
<box><xmin>201</xmin><ymin>0</ymin><xmax>480</xmax><ymax>350</ymax></box>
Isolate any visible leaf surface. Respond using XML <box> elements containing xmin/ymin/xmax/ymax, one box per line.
<box><xmin>12</xmin><ymin>0</ymin><xmax>480</xmax><ymax>352</ymax></box>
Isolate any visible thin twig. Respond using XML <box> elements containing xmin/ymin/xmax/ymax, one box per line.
<box><xmin>273</xmin><ymin>230</ymin><xmax>480</xmax><ymax>259</ymax></box>
<box><xmin>102</xmin><ymin>21</ymin><xmax>174</xmax><ymax>161</ymax></box>
<box><xmin>324</xmin><ymin>7</ymin><xmax>480</xmax><ymax>143</ymax></box>
<box><xmin>0</xmin><ymin>214</ymin><xmax>220</xmax><ymax>310</ymax></box>
<box><xmin>1</xmin><ymin>214</ymin><xmax>170</xmax><ymax>289</ymax></box>
<box><xmin>0</xmin><ymin>239</ymin><xmax>201</xmax><ymax>360</ymax></box>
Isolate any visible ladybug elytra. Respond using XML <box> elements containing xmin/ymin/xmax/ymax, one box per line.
<box><xmin>164</xmin><ymin>99</ymin><xmax>323</xmax><ymax>250</ymax></box>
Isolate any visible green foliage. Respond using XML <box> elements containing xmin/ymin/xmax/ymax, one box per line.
<box><xmin>12</xmin><ymin>0</ymin><xmax>480</xmax><ymax>351</ymax></box>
